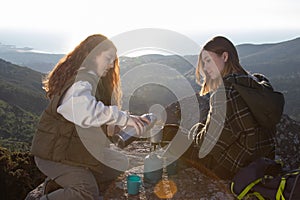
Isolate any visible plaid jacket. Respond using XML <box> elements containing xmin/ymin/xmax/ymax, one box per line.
<box><xmin>192</xmin><ymin>73</ymin><xmax>276</xmax><ymax>177</ymax></box>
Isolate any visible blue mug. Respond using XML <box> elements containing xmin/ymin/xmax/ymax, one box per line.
<box><xmin>127</xmin><ymin>174</ymin><xmax>142</xmax><ymax>195</ymax></box>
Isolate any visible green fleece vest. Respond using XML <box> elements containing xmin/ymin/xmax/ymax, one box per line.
<box><xmin>31</xmin><ymin>70</ymin><xmax>109</xmax><ymax>173</ymax></box>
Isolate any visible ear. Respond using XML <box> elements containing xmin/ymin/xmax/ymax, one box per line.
<box><xmin>222</xmin><ymin>52</ymin><xmax>229</xmax><ymax>62</ymax></box>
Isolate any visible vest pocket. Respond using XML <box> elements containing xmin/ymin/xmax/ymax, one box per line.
<box><xmin>31</xmin><ymin>130</ymin><xmax>56</xmax><ymax>159</ymax></box>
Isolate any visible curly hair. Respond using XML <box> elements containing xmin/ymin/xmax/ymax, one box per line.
<box><xmin>42</xmin><ymin>34</ymin><xmax>122</xmax><ymax>107</ymax></box>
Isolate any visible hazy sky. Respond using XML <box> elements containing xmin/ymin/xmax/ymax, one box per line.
<box><xmin>1</xmin><ymin>0</ymin><xmax>299</xmax><ymax>54</ymax></box>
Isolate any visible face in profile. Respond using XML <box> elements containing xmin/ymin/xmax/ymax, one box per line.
<box><xmin>94</xmin><ymin>48</ymin><xmax>117</xmax><ymax>77</ymax></box>
<box><xmin>201</xmin><ymin>50</ymin><xmax>227</xmax><ymax>80</ymax></box>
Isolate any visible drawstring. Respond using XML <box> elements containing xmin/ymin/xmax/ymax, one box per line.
<box><xmin>189</xmin><ymin>123</ymin><xmax>205</xmax><ymax>145</ymax></box>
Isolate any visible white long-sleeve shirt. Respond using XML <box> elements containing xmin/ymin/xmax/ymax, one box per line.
<box><xmin>57</xmin><ymin>80</ymin><xmax>129</xmax><ymax>128</ymax></box>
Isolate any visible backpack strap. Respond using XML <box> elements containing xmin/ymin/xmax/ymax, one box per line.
<box><xmin>276</xmin><ymin>176</ymin><xmax>287</xmax><ymax>200</ymax></box>
<box><xmin>289</xmin><ymin>170</ymin><xmax>300</xmax><ymax>200</ymax></box>
<box><xmin>275</xmin><ymin>170</ymin><xmax>300</xmax><ymax>200</ymax></box>
<box><xmin>252</xmin><ymin>192</ymin><xmax>265</xmax><ymax>200</ymax></box>
<box><xmin>231</xmin><ymin>174</ymin><xmax>283</xmax><ymax>200</ymax></box>
<box><xmin>231</xmin><ymin>177</ymin><xmax>266</xmax><ymax>200</ymax></box>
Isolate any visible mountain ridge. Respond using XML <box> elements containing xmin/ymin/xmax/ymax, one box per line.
<box><xmin>1</xmin><ymin>37</ymin><xmax>300</xmax><ymax>74</ymax></box>
<box><xmin>237</xmin><ymin>37</ymin><xmax>300</xmax><ymax>64</ymax></box>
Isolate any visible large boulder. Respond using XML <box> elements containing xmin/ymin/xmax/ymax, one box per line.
<box><xmin>25</xmin><ymin>94</ymin><xmax>300</xmax><ymax>199</ymax></box>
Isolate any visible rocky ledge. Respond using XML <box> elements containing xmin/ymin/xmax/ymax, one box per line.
<box><xmin>26</xmin><ymin>113</ymin><xmax>300</xmax><ymax>200</ymax></box>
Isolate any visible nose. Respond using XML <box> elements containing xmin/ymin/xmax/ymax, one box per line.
<box><xmin>203</xmin><ymin>63</ymin><xmax>208</xmax><ymax>71</ymax></box>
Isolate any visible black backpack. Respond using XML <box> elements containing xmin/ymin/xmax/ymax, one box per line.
<box><xmin>231</xmin><ymin>157</ymin><xmax>300</xmax><ymax>200</ymax></box>
<box><xmin>225</xmin><ymin>73</ymin><xmax>285</xmax><ymax>129</ymax></box>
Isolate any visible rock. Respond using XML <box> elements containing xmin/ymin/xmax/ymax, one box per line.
<box><xmin>25</xmin><ymin>97</ymin><xmax>300</xmax><ymax>199</ymax></box>
<box><xmin>275</xmin><ymin>114</ymin><xmax>300</xmax><ymax>169</ymax></box>
<box><xmin>103</xmin><ymin>164</ymin><xmax>235</xmax><ymax>200</ymax></box>
<box><xmin>24</xmin><ymin>183</ymin><xmax>43</xmax><ymax>200</ymax></box>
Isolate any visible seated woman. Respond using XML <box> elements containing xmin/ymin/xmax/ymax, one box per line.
<box><xmin>185</xmin><ymin>36</ymin><xmax>282</xmax><ymax>180</ymax></box>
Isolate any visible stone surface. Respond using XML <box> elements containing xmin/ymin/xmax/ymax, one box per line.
<box><xmin>275</xmin><ymin>114</ymin><xmax>300</xmax><ymax>170</ymax></box>
<box><xmin>103</xmin><ymin>164</ymin><xmax>235</xmax><ymax>200</ymax></box>
<box><xmin>25</xmin><ymin>109</ymin><xmax>300</xmax><ymax>199</ymax></box>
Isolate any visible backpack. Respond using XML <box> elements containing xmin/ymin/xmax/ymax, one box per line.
<box><xmin>225</xmin><ymin>73</ymin><xmax>285</xmax><ymax>129</ymax></box>
<box><xmin>231</xmin><ymin>157</ymin><xmax>300</xmax><ymax>200</ymax></box>
<box><xmin>232</xmin><ymin>83</ymin><xmax>284</xmax><ymax>129</ymax></box>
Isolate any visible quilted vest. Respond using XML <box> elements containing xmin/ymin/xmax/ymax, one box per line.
<box><xmin>31</xmin><ymin>69</ymin><xmax>110</xmax><ymax>173</ymax></box>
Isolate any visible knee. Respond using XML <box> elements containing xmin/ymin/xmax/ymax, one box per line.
<box><xmin>66</xmin><ymin>182</ymin><xmax>100</xmax><ymax>200</ymax></box>
<box><xmin>77</xmin><ymin>179</ymin><xmax>100</xmax><ymax>199</ymax></box>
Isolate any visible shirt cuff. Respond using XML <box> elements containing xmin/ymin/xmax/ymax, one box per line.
<box><xmin>117</xmin><ymin>110</ymin><xmax>130</xmax><ymax>127</ymax></box>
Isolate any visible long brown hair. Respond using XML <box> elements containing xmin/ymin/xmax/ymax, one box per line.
<box><xmin>43</xmin><ymin>34</ymin><xmax>122</xmax><ymax>107</ymax></box>
<box><xmin>196</xmin><ymin>36</ymin><xmax>247</xmax><ymax>95</ymax></box>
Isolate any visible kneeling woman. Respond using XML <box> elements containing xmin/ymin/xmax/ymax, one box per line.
<box><xmin>31</xmin><ymin>34</ymin><xmax>149</xmax><ymax>200</ymax></box>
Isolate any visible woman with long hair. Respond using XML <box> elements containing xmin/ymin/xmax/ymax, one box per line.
<box><xmin>31</xmin><ymin>34</ymin><xmax>149</xmax><ymax>199</ymax></box>
<box><xmin>188</xmin><ymin>36</ymin><xmax>280</xmax><ymax>180</ymax></box>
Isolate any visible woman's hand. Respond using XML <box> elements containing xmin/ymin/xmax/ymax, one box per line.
<box><xmin>126</xmin><ymin>115</ymin><xmax>151</xmax><ymax>136</ymax></box>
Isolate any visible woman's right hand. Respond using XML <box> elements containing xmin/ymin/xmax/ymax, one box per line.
<box><xmin>126</xmin><ymin>115</ymin><xmax>150</xmax><ymax>136</ymax></box>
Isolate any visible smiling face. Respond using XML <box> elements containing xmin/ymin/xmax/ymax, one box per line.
<box><xmin>94</xmin><ymin>48</ymin><xmax>117</xmax><ymax>77</ymax></box>
<box><xmin>201</xmin><ymin>50</ymin><xmax>227</xmax><ymax>80</ymax></box>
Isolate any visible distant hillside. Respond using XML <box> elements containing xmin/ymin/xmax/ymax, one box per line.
<box><xmin>236</xmin><ymin>37</ymin><xmax>300</xmax><ymax>76</ymax></box>
<box><xmin>119</xmin><ymin>54</ymin><xmax>196</xmax><ymax>75</ymax></box>
<box><xmin>0</xmin><ymin>100</ymin><xmax>38</xmax><ymax>151</ymax></box>
<box><xmin>235</xmin><ymin>43</ymin><xmax>276</xmax><ymax>57</ymax></box>
<box><xmin>237</xmin><ymin>37</ymin><xmax>300</xmax><ymax>62</ymax></box>
<box><xmin>1</xmin><ymin>37</ymin><xmax>299</xmax><ymax>77</ymax></box>
<box><xmin>0</xmin><ymin>59</ymin><xmax>48</xmax><ymax>115</ymax></box>
<box><xmin>0</xmin><ymin>43</ymin><xmax>64</xmax><ymax>73</ymax></box>
<box><xmin>0</xmin><ymin>59</ymin><xmax>47</xmax><ymax>151</ymax></box>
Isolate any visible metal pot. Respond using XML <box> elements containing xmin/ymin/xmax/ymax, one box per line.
<box><xmin>149</xmin><ymin>124</ymin><xmax>163</xmax><ymax>144</ymax></box>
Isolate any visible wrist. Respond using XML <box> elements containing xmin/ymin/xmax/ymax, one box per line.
<box><xmin>121</xmin><ymin>111</ymin><xmax>130</xmax><ymax>128</ymax></box>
